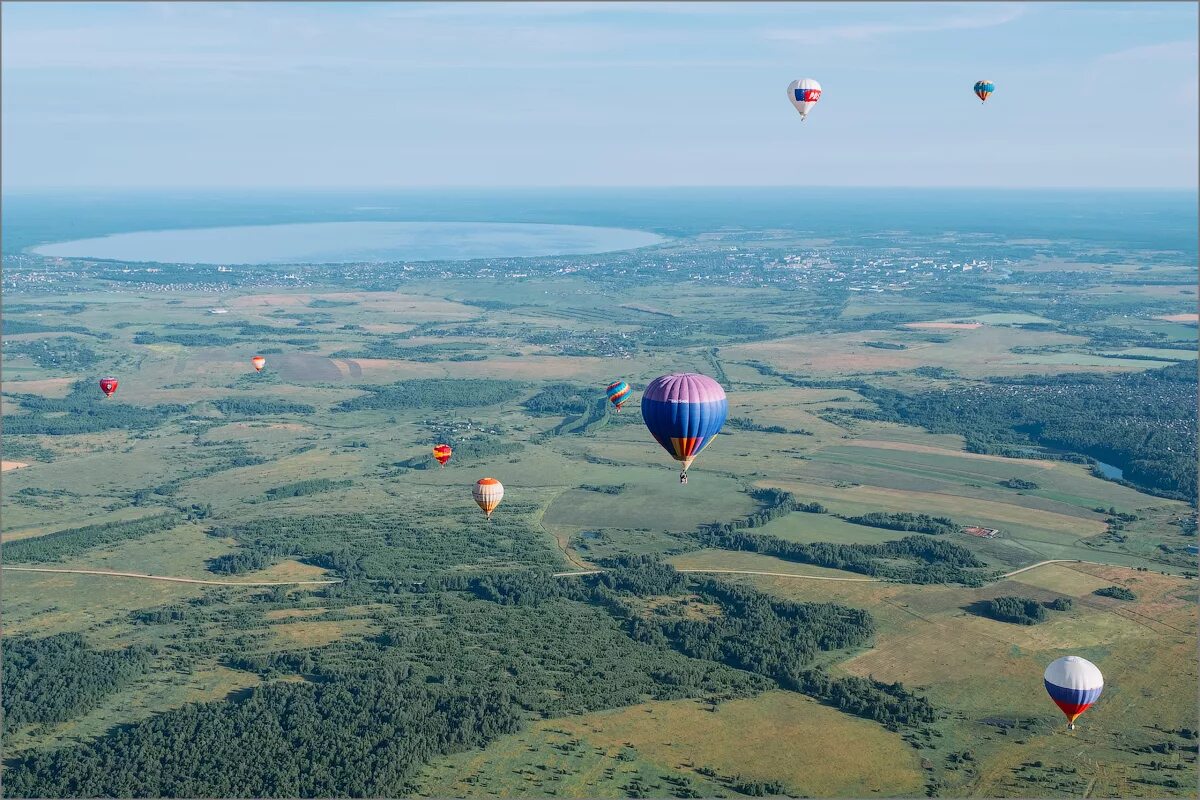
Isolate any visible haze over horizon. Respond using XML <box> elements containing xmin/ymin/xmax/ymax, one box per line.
<box><xmin>3</xmin><ymin>1</ymin><xmax>1197</xmax><ymax>191</ymax></box>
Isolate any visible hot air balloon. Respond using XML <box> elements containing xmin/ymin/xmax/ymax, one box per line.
<box><xmin>605</xmin><ymin>381</ymin><xmax>631</xmax><ymax>412</ymax></box>
<box><xmin>974</xmin><ymin>80</ymin><xmax>995</xmax><ymax>103</ymax></box>
<box><xmin>251</xmin><ymin>355</ymin><xmax>266</xmax><ymax>372</ymax></box>
<box><xmin>641</xmin><ymin>373</ymin><xmax>728</xmax><ymax>482</ymax></box>
<box><xmin>1044</xmin><ymin>656</ymin><xmax>1103</xmax><ymax>729</ymax></box>
<box><xmin>432</xmin><ymin>444</ymin><xmax>453</xmax><ymax>468</ymax></box>
<box><xmin>473</xmin><ymin>477</ymin><xmax>504</xmax><ymax>521</ymax></box>
<box><xmin>787</xmin><ymin>78</ymin><xmax>822</xmax><ymax>121</ymax></box>
<box><xmin>98</xmin><ymin>377</ymin><xmax>119</xmax><ymax>398</ymax></box>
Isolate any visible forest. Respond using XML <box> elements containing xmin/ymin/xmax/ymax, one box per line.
<box><xmin>3</xmin><ymin>512</ymin><xmax>182</xmax><ymax>563</ymax></box>
<box><xmin>211</xmin><ymin>397</ymin><xmax>316</xmax><ymax>416</ymax></box>
<box><xmin>855</xmin><ymin>362</ymin><xmax>1198</xmax><ymax>503</ymax></box>
<box><xmin>333</xmin><ymin>378</ymin><xmax>526</xmax><ymax>411</ymax></box>
<box><xmin>263</xmin><ymin>478</ymin><xmax>352</xmax><ymax>500</ymax></box>
<box><xmin>691</xmin><ymin>529</ymin><xmax>993</xmax><ymax>585</ymax></box>
<box><xmin>2</xmin><ymin>634</ymin><xmax>152</xmax><ymax>733</ymax></box>
<box><xmin>844</xmin><ymin>512</ymin><xmax>962</xmax><ymax>535</ymax></box>
<box><xmin>2</xmin><ymin>382</ymin><xmax>187</xmax><ymax>436</ymax></box>
<box><xmin>973</xmin><ymin>596</ymin><xmax>1072</xmax><ymax>625</ymax></box>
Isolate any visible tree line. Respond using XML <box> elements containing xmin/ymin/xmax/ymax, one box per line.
<box><xmin>334</xmin><ymin>378</ymin><xmax>526</xmax><ymax>412</ymax></box>
<box><xmin>691</xmin><ymin>529</ymin><xmax>992</xmax><ymax>585</ymax></box>
<box><xmin>845</xmin><ymin>512</ymin><xmax>962</xmax><ymax>536</ymax></box>
<box><xmin>3</xmin><ymin>512</ymin><xmax>182</xmax><ymax>563</ymax></box>
<box><xmin>3</xmin><ymin>382</ymin><xmax>186</xmax><ymax>436</ymax></box>
<box><xmin>855</xmin><ymin>362</ymin><xmax>1197</xmax><ymax>503</ymax></box>
<box><xmin>3</xmin><ymin>633</ymin><xmax>152</xmax><ymax>733</ymax></box>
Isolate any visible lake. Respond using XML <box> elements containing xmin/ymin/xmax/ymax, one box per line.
<box><xmin>30</xmin><ymin>221</ymin><xmax>666</xmax><ymax>265</ymax></box>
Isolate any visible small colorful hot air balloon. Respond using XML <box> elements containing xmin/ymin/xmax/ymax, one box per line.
<box><xmin>98</xmin><ymin>377</ymin><xmax>119</xmax><ymax>398</ymax></box>
<box><xmin>973</xmin><ymin>80</ymin><xmax>994</xmax><ymax>103</ymax></box>
<box><xmin>641</xmin><ymin>373</ymin><xmax>728</xmax><ymax>482</ymax></box>
<box><xmin>787</xmin><ymin>78</ymin><xmax>822</xmax><ymax>121</ymax></box>
<box><xmin>432</xmin><ymin>444</ymin><xmax>453</xmax><ymax>468</ymax></box>
<box><xmin>251</xmin><ymin>355</ymin><xmax>266</xmax><ymax>372</ymax></box>
<box><xmin>1044</xmin><ymin>656</ymin><xmax>1103</xmax><ymax>729</ymax></box>
<box><xmin>605</xmin><ymin>381</ymin><xmax>631</xmax><ymax>412</ymax></box>
<box><xmin>473</xmin><ymin>478</ymin><xmax>504</xmax><ymax>521</ymax></box>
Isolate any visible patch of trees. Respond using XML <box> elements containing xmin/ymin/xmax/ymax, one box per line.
<box><xmin>595</xmin><ymin>554</ymin><xmax>690</xmax><ymax>596</ymax></box>
<box><xmin>1000</xmin><ymin>477</ymin><xmax>1040</xmax><ymax>490</ymax></box>
<box><xmin>3</xmin><ymin>381</ymin><xmax>187</xmax><ymax>436</ymax></box>
<box><xmin>2</xmin><ymin>318</ymin><xmax>108</xmax><ymax>338</ymax></box>
<box><xmin>855</xmin><ymin>362</ymin><xmax>1198</xmax><ymax>503</ymax></box>
<box><xmin>523</xmin><ymin>383</ymin><xmax>593</xmax><ymax>416</ymax></box>
<box><xmin>633</xmin><ymin>578</ymin><xmax>874</xmax><ymax>681</ymax></box>
<box><xmin>3</xmin><ymin>512</ymin><xmax>181</xmax><ymax>563</ymax></box>
<box><xmin>264</xmin><ymin>479</ymin><xmax>352</xmax><ymax>500</ymax></box>
<box><xmin>1</xmin><ymin>680</ymin><xmax>523</xmax><ymax>798</ymax></box>
<box><xmin>548</xmin><ymin>397</ymin><xmax>611</xmax><ymax>437</ymax></box>
<box><xmin>1094</xmin><ymin>586</ymin><xmax>1137</xmax><ymax>601</ymax></box>
<box><xmin>3</xmin><ymin>337</ymin><xmax>103</xmax><ymax>371</ymax></box>
<box><xmin>463</xmin><ymin>558</ymin><xmax>934</xmax><ymax>731</ymax></box>
<box><xmin>397</xmin><ymin>437</ymin><xmax>525</xmax><ymax>470</ymax></box>
<box><xmin>334</xmin><ymin>378</ymin><xmax>526</xmax><ymax>411</ymax></box>
<box><xmin>308</xmin><ymin>299</ymin><xmax>358</xmax><ymax>308</ymax></box>
<box><xmin>132</xmin><ymin>331</ymin><xmax>236</xmax><ymax>347</ymax></box>
<box><xmin>206</xmin><ymin>548</ymin><xmax>279</xmax><ymax>575</ymax></box>
<box><xmin>466</xmin><ymin>570</ymin><xmax>569</xmax><ymax>606</ymax></box>
<box><xmin>209</xmin><ymin>503</ymin><xmax>562</xmax><ymax>582</ymax></box>
<box><xmin>330</xmin><ymin>341</ymin><xmax>487</xmax><ymax>362</ymax></box>
<box><xmin>975</xmin><ymin>595</ymin><xmax>1073</xmax><ymax>625</ymax></box>
<box><xmin>698</xmin><ymin>488</ymin><xmax>826</xmax><ymax>538</ymax></box>
<box><xmin>1</xmin><ymin>438</ymin><xmax>57</xmax><ymax>462</ymax></box>
<box><xmin>845</xmin><ymin>512</ymin><xmax>961</xmax><ymax>536</ymax></box>
<box><xmin>690</xmin><ymin>529</ymin><xmax>992</xmax><ymax>585</ymax></box>
<box><xmin>233</xmin><ymin>323</ymin><xmax>314</xmax><ymax>337</ymax></box>
<box><xmin>211</xmin><ymin>397</ymin><xmax>316</xmax><ymax>416</ymax></box>
<box><xmin>864</xmin><ymin>341</ymin><xmax>907</xmax><ymax>350</ymax></box>
<box><xmin>789</xmin><ymin>668</ymin><xmax>938</xmax><ymax>731</ymax></box>
<box><xmin>724</xmin><ymin>417</ymin><xmax>813</xmax><ymax>435</ymax></box>
<box><xmin>3</xmin><ymin>634</ymin><xmax>151</xmax><ymax>732</ymax></box>
<box><xmin>580</xmin><ymin>483</ymin><xmax>627</xmax><ymax>495</ymax></box>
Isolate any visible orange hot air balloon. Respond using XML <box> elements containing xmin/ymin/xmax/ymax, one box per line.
<box><xmin>432</xmin><ymin>444</ymin><xmax>453</xmax><ymax>468</ymax></box>
<box><xmin>99</xmin><ymin>377</ymin><xmax>119</xmax><ymax>398</ymax></box>
<box><xmin>251</xmin><ymin>356</ymin><xmax>266</xmax><ymax>372</ymax></box>
<box><xmin>473</xmin><ymin>477</ymin><xmax>504</xmax><ymax>521</ymax></box>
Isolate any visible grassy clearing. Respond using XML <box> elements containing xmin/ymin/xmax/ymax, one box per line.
<box><xmin>416</xmin><ymin>692</ymin><xmax>924</xmax><ymax>798</ymax></box>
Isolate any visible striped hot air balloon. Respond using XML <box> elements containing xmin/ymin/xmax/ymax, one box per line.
<box><xmin>641</xmin><ymin>373</ymin><xmax>728</xmax><ymax>481</ymax></box>
<box><xmin>974</xmin><ymin>80</ymin><xmax>995</xmax><ymax>103</ymax></box>
<box><xmin>473</xmin><ymin>477</ymin><xmax>504</xmax><ymax>520</ymax></box>
<box><xmin>251</xmin><ymin>355</ymin><xmax>266</xmax><ymax>372</ymax></box>
<box><xmin>605</xmin><ymin>381</ymin><xmax>631</xmax><ymax>412</ymax></box>
<box><xmin>1044</xmin><ymin>656</ymin><xmax>1103</xmax><ymax>729</ymax></box>
<box><xmin>98</xmin><ymin>377</ymin><xmax>119</xmax><ymax>398</ymax></box>
<box><xmin>432</xmin><ymin>444</ymin><xmax>452</xmax><ymax>468</ymax></box>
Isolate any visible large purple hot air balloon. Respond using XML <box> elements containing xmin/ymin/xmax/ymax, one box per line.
<box><xmin>641</xmin><ymin>373</ymin><xmax>728</xmax><ymax>480</ymax></box>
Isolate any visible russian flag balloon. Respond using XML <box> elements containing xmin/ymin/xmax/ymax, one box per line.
<box><xmin>641</xmin><ymin>373</ymin><xmax>728</xmax><ymax>474</ymax></box>
<box><xmin>1044</xmin><ymin>656</ymin><xmax>1104</xmax><ymax>729</ymax></box>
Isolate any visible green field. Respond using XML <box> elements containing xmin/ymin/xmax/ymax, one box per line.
<box><xmin>2</xmin><ymin>243</ymin><xmax>1196</xmax><ymax>798</ymax></box>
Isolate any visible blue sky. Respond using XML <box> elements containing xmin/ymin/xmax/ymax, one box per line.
<box><xmin>2</xmin><ymin>1</ymin><xmax>1196</xmax><ymax>189</ymax></box>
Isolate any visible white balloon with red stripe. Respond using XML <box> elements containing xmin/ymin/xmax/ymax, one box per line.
<box><xmin>787</xmin><ymin>78</ymin><xmax>822</xmax><ymax>121</ymax></box>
